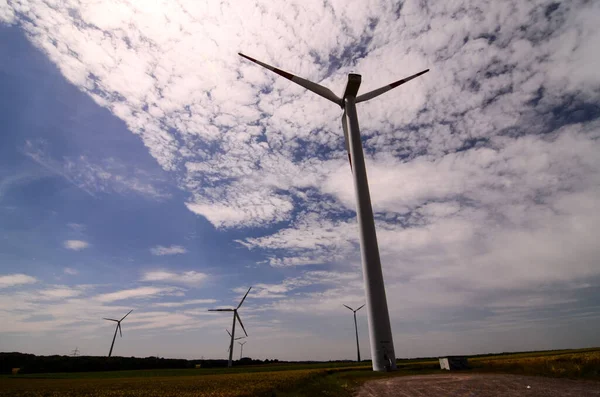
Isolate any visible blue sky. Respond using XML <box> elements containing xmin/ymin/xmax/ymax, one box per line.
<box><xmin>1</xmin><ymin>0</ymin><xmax>599</xmax><ymax>361</ymax></box>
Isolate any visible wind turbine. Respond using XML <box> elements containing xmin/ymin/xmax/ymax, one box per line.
<box><xmin>239</xmin><ymin>53</ymin><xmax>429</xmax><ymax>371</ymax></box>
<box><xmin>103</xmin><ymin>310</ymin><xmax>133</xmax><ymax>357</ymax></box>
<box><xmin>344</xmin><ymin>304</ymin><xmax>365</xmax><ymax>362</ymax></box>
<box><xmin>238</xmin><ymin>341</ymin><xmax>246</xmax><ymax>360</ymax></box>
<box><xmin>71</xmin><ymin>347</ymin><xmax>80</xmax><ymax>357</ymax></box>
<box><xmin>208</xmin><ymin>287</ymin><xmax>251</xmax><ymax>367</ymax></box>
<box><xmin>226</xmin><ymin>329</ymin><xmax>246</xmax><ymax>354</ymax></box>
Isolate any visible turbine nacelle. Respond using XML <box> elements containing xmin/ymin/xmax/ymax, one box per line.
<box><xmin>342</xmin><ymin>74</ymin><xmax>362</xmax><ymax>103</ymax></box>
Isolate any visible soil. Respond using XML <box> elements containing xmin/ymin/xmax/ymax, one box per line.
<box><xmin>355</xmin><ymin>373</ymin><xmax>600</xmax><ymax>397</ymax></box>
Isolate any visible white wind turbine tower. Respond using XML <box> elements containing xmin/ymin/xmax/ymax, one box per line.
<box><xmin>103</xmin><ymin>310</ymin><xmax>133</xmax><ymax>357</ymax></box>
<box><xmin>239</xmin><ymin>53</ymin><xmax>429</xmax><ymax>371</ymax></box>
<box><xmin>343</xmin><ymin>304</ymin><xmax>365</xmax><ymax>362</ymax></box>
<box><xmin>208</xmin><ymin>287</ymin><xmax>251</xmax><ymax>367</ymax></box>
<box><xmin>238</xmin><ymin>341</ymin><xmax>246</xmax><ymax>360</ymax></box>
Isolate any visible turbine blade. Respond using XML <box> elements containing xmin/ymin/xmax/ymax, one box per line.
<box><xmin>341</xmin><ymin>111</ymin><xmax>352</xmax><ymax>169</ymax></box>
<box><xmin>120</xmin><ymin>309</ymin><xmax>133</xmax><ymax>321</ymax></box>
<box><xmin>118</xmin><ymin>323</ymin><xmax>122</xmax><ymax>338</ymax></box>
<box><xmin>356</xmin><ymin>304</ymin><xmax>366</xmax><ymax>312</ymax></box>
<box><xmin>208</xmin><ymin>309</ymin><xmax>234</xmax><ymax>312</ymax></box>
<box><xmin>239</xmin><ymin>53</ymin><xmax>341</xmax><ymax>105</ymax></box>
<box><xmin>235</xmin><ymin>312</ymin><xmax>248</xmax><ymax>337</ymax></box>
<box><xmin>103</xmin><ymin>318</ymin><xmax>119</xmax><ymax>322</ymax></box>
<box><xmin>355</xmin><ymin>69</ymin><xmax>429</xmax><ymax>103</ymax></box>
<box><xmin>343</xmin><ymin>304</ymin><xmax>354</xmax><ymax>311</ymax></box>
<box><xmin>237</xmin><ymin>287</ymin><xmax>252</xmax><ymax>309</ymax></box>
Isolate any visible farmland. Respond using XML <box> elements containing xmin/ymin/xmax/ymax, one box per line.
<box><xmin>470</xmin><ymin>348</ymin><xmax>600</xmax><ymax>379</ymax></box>
<box><xmin>0</xmin><ymin>368</ymin><xmax>328</xmax><ymax>397</ymax></box>
<box><xmin>1</xmin><ymin>348</ymin><xmax>598</xmax><ymax>396</ymax></box>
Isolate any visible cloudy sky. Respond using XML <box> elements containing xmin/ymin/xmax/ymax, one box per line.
<box><xmin>1</xmin><ymin>0</ymin><xmax>599</xmax><ymax>361</ymax></box>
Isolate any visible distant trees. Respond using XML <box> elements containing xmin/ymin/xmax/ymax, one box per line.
<box><xmin>0</xmin><ymin>353</ymin><xmax>190</xmax><ymax>374</ymax></box>
<box><xmin>1</xmin><ymin>353</ymin><xmax>288</xmax><ymax>374</ymax></box>
<box><xmin>1</xmin><ymin>353</ymin><xmax>353</xmax><ymax>375</ymax></box>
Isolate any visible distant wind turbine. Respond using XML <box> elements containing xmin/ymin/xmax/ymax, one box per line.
<box><xmin>344</xmin><ymin>304</ymin><xmax>365</xmax><ymax>362</ymax></box>
<box><xmin>103</xmin><ymin>310</ymin><xmax>133</xmax><ymax>357</ymax></box>
<box><xmin>208</xmin><ymin>287</ymin><xmax>251</xmax><ymax>367</ymax></box>
<box><xmin>238</xmin><ymin>341</ymin><xmax>246</xmax><ymax>360</ymax></box>
<box><xmin>226</xmin><ymin>329</ymin><xmax>246</xmax><ymax>353</ymax></box>
<box><xmin>239</xmin><ymin>53</ymin><xmax>428</xmax><ymax>371</ymax></box>
<box><xmin>71</xmin><ymin>347</ymin><xmax>80</xmax><ymax>357</ymax></box>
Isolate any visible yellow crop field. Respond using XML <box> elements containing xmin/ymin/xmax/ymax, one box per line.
<box><xmin>471</xmin><ymin>350</ymin><xmax>600</xmax><ymax>378</ymax></box>
<box><xmin>0</xmin><ymin>369</ymin><xmax>322</xmax><ymax>397</ymax></box>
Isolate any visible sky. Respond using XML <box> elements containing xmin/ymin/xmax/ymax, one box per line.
<box><xmin>0</xmin><ymin>0</ymin><xmax>599</xmax><ymax>361</ymax></box>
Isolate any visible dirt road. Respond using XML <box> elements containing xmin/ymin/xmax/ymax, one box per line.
<box><xmin>355</xmin><ymin>373</ymin><xmax>600</xmax><ymax>396</ymax></box>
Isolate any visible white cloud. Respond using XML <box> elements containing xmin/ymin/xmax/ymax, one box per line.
<box><xmin>140</xmin><ymin>271</ymin><xmax>208</xmax><ymax>286</ymax></box>
<box><xmin>94</xmin><ymin>286</ymin><xmax>180</xmax><ymax>302</ymax></box>
<box><xmin>149</xmin><ymin>245</ymin><xmax>187</xmax><ymax>256</ymax></box>
<box><xmin>23</xmin><ymin>141</ymin><xmax>170</xmax><ymax>200</ymax></box>
<box><xmin>0</xmin><ymin>282</ymin><xmax>210</xmax><ymax>338</ymax></box>
<box><xmin>240</xmin><ymin>213</ymin><xmax>357</xmax><ymax>252</ymax></box>
<box><xmin>185</xmin><ymin>194</ymin><xmax>294</xmax><ymax>229</ymax></box>
<box><xmin>63</xmin><ymin>240</ymin><xmax>89</xmax><ymax>251</ymax></box>
<box><xmin>155</xmin><ymin>299</ymin><xmax>217</xmax><ymax>308</ymax></box>
<box><xmin>0</xmin><ymin>274</ymin><xmax>37</xmax><ymax>288</ymax></box>
<box><xmin>67</xmin><ymin>223</ymin><xmax>85</xmax><ymax>232</ymax></box>
<box><xmin>0</xmin><ymin>1</ymin><xmax>15</xmax><ymax>24</ymax></box>
<box><xmin>37</xmin><ymin>287</ymin><xmax>83</xmax><ymax>300</ymax></box>
<box><xmin>63</xmin><ymin>267</ymin><xmax>78</xmax><ymax>275</ymax></box>
<box><xmin>234</xmin><ymin>270</ymin><xmax>362</xmax><ymax>301</ymax></box>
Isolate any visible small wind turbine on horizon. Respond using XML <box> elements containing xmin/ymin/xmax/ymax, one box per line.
<box><xmin>208</xmin><ymin>287</ymin><xmax>252</xmax><ymax>367</ymax></box>
<box><xmin>103</xmin><ymin>310</ymin><xmax>133</xmax><ymax>357</ymax></box>
<box><xmin>239</xmin><ymin>52</ymin><xmax>429</xmax><ymax>371</ymax></box>
<box><xmin>344</xmin><ymin>304</ymin><xmax>365</xmax><ymax>362</ymax></box>
<box><xmin>226</xmin><ymin>329</ymin><xmax>246</xmax><ymax>353</ymax></box>
<box><xmin>71</xmin><ymin>347</ymin><xmax>80</xmax><ymax>357</ymax></box>
<box><xmin>238</xmin><ymin>341</ymin><xmax>246</xmax><ymax>360</ymax></box>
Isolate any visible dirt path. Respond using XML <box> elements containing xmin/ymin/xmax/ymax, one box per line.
<box><xmin>355</xmin><ymin>373</ymin><xmax>600</xmax><ymax>397</ymax></box>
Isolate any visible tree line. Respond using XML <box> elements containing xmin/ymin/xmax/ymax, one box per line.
<box><xmin>0</xmin><ymin>352</ymin><xmax>284</xmax><ymax>374</ymax></box>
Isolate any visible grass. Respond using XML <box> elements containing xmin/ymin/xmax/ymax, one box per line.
<box><xmin>1</xmin><ymin>348</ymin><xmax>598</xmax><ymax>396</ymax></box>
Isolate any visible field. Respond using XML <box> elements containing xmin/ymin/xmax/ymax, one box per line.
<box><xmin>1</xmin><ymin>348</ymin><xmax>598</xmax><ymax>396</ymax></box>
<box><xmin>0</xmin><ymin>369</ymin><xmax>328</xmax><ymax>397</ymax></box>
<box><xmin>470</xmin><ymin>348</ymin><xmax>600</xmax><ymax>378</ymax></box>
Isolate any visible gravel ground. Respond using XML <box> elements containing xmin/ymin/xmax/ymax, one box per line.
<box><xmin>355</xmin><ymin>373</ymin><xmax>600</xmax><ymax>397</ymax></box>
